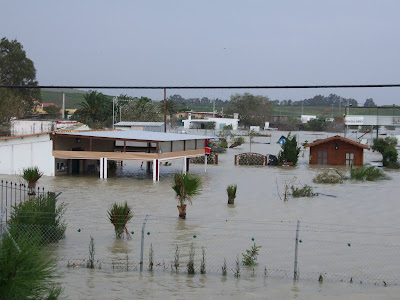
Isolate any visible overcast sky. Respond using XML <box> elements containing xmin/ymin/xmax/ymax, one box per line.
<box><xmin>1</xmin><ymin>0</ymin><xmax>400</xmax><ymax>105</ymax></box>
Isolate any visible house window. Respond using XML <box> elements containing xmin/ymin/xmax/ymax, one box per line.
<box><xmin>346</xmin><ymin>153</ymin><xmax>354</xmax><ymax>166</ymax></box>
<box><xmin>56</xmin><ymin>162</ymin><xmax>65</xmax><ymax>171</ymax></box>
<box><xmin>317</xmin><ymin>151</ymin><xmax>328</xmax><ymax>165</ymax></box>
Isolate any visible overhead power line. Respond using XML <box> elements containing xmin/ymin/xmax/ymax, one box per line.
<box><xmin>1</xmin><ymin>84</ymin><xmax>400</xmax><ymax>90</ymax></box>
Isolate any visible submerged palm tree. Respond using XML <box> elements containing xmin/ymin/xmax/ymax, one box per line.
<box><xmin>21</xmin><ymin>167</ymin><xmax>43</xmax><ymax>195</ymax></box>
<box><xmin>172</xmin><ymin>173</ymin><xmax>202</xmax><ymax>219</ymax></box>
<box><xmin>227</xmin><ymin>184</ymin><xmax>237</xmax><ymax>204</ymax></box>
<box><xmin>107</xmin><ymin>202</ymin><xmax>133</xmax><ymax>239</ymax></box>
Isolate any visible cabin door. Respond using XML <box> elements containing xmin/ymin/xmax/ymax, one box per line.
<box><xmin>317</xmin><ymin>151</ymin><xmax>328</xmax><ymax>165</ymax></box>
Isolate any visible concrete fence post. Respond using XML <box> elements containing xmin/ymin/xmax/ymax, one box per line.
<box><xmin>140</xmin><ymin>214</ymin><xmax>150</xmax><ymax>272</ymax></box>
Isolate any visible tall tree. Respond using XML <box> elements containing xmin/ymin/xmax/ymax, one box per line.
<box><xmin>121</xmin><ymin>97</ymin><xmax>161</xmax><ymax>122</ymax></box>
<box><xmin>227</xmin><ymin>93</ymin><xmax>272</xmax><ymax>127</ymax></box>
<box><xmin>73</xmin><ymin>91</ymin><xmax>112</xmax><ymax>128</ymax></box>
<box><xmin>0</xmin><ymin>37</ymin><xmax>40</xmax><ymax>112</ymax></box>
<box><xmin>364</xmin><ymin>98</ymin><xmax>377</xmax><ymax>107</ymax></box>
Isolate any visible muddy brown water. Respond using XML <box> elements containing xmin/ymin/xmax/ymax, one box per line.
<box><xmin>2</xmin><ymin>130</ymin><xmax>400</xmax><ymax>299</ymax></box>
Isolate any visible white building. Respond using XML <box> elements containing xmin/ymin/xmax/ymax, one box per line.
<box><xmin>183</xmin><ymin>113</ymin><xmax>239</xmax><ymax>130</ymax></box>
<box><xmin>11</xmin><ymin>119</ymin><xmax>78</xmax><ymax>136</ymax></box>
<box><xmin>0</xmin><ymin>132</ymin><xmax>55</xmax><ymax>176</ymax></box>
<box><xmin>301</xmin><ymin>115</ymin><xmax>317</xmax><ymax>123</ymax></box>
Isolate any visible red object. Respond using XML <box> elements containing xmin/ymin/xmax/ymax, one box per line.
<box><xmin>205</xmin><ymin>146</ymin><xmax>211</xmax><ymax>155</ymax></box>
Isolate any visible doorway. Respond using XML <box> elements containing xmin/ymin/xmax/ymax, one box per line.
<box><xmin>317</xmin><ymin>151</ymin><xmax>328</xmax><ymax>165</ymax></box>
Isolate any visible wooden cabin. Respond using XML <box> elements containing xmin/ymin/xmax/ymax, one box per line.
<box><xmin>304</xmin><ymin>135</ymin><xmax>370</xmax><ymax>166</ymax></box>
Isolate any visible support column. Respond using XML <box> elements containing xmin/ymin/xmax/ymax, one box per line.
<box><xmin>183</xmin><ymin>156</ymin><xmax>187</xmax><ymax>174</ymax></box>
<box><xmin>204</xmin><ymin>155</ymin><xmax>207</xmax><ymax>172</ymax></box>
<box><xmin>156</xmin><ymin>160</ymin><xmax>160</xmax><ymax>181</ymax></box>
<box><xmin>152</xmin><ymin>159</ymin><xmax>157</xmax><ymax>182</ymax></box>
<box><xmin>186</xmin><ymin>157</ymin><xmax>190</xmax><ymax>173</ymax></box>
<box><xmin>103</xmin><ymin>158</ymin><xmax>108</xmax><ymax>179</ymax></box>
<box><xmin>100</xmin><ymin>158</ymin><xmax>104</xmax><ymax>178</ymax></box>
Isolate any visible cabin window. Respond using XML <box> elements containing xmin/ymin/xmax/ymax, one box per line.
<box><xmin>346</xmin><ymin>153</ymin><xmax>354</xmax><ymax>166</ymax></box>
<box><xmin>317</xmin><ymin>151</ymin><xmax>328</xmax><ymax>165</ymax></box>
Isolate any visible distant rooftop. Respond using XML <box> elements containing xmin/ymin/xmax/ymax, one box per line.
<box><xmin>114</xmin><ymin>122</ymin><xmax>164</xmax><ymax>126</ymax></box>
<box><xmin>56</xmin><ymin>130</ymin><xmax>211</xmax><ymax>142</ymax></box>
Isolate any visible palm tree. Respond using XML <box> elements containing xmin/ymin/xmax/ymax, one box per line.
<box><xmin>107</xmin><ymin>202</ymin><xmax>133</xmax><ymax>239</ymax></box>
<box><xmin>21</xmin><ymin>167</ymin><xmax>43</xmax><ymax>195</ymax></box>
<box><xmin>172</xmin><ymin>173</ymin><xmax>202</xmax><ymax>219</ymax></box>
<box><xmin>74</xmin><ymin>91</ymin><xmax>111</xmax><ymax>128</ymax></box>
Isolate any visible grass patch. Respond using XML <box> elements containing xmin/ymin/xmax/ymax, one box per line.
<box><xmin>313</xmin><ymin>170</ymin><xmax>346</xmax><ymax>184</ymax></box>
<box><xmin>291</xmin><ymin>184</ymin><xmax>317</xmax><ymax>198</ymax></box>
<box><xmin>350</xmin><ymin>166</ymin><xmax>389</xmax><ymax>181</ymax></box>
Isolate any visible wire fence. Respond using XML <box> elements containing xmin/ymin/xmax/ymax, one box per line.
<box><xmin>2</xmin><ymin>212</ymin><xmax>400</xmax><ymax>286</ymax></box>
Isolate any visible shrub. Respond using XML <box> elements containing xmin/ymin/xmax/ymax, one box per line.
<box><xmin>0</xmin><ymin>228</ymin><xmax>63</xmax><ymax>299</ymax></box>
<box><xmin>313</xmin><ymin>170</ymin><xmax>346</xmax><ymax>184</ymax></box>
<box><xmin>291</xmin><ymin>185</ymin><xmax>317</xmax><ymax>197</ymax></box>
<box><xmin>234</xmin><ymin>136</ymin><xmax>245</xmax><ymax>145</ymax></box>
<box><xmin>107</xmin><ymin>201</ymin><xmax>133</xmax><ymax>239</ymax></box>
<box><xmin>278</xmin><ymin>133</ymin><xmax>301</xmax><ymax>165</ymax></box>
<box><xmin>242</xmin><ymin>243</ymin><xmax>261</xmax><ymax>266</ymax></box>
<box><xmin>350</xmin><ymin>166</ymin><xmax>389</xmax><ymax>181</ymax></box>
<box><xmin>219</xmin><ymin>140</ymin><xmax>228</xmax><ymax>148</ymax></box>
<box><xmin>10</xmin><ymin>194</ymin><xmax>67</xmax><ymax>244</ymax></box>
<box><xmin>383</xmin><ymin>146</ymin><xmax>398</xmax><ymax>167</ymax></box>
<box><xmin>227</xmin><ymin>184</ymin><xmax>237</xmax><ymax>204</ymax></box>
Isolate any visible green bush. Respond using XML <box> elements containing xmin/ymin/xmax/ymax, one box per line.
<box><xmin>278</xmin><ymin>133</ymin><xmax>301</xmax><ymax>165</ymax></box>
<box><xmin>233</xmin><ymin>136</ymin><xmax>245</xmax><ymax>145</ymax></box>
<box><xmin>21</xmin><ymin>166</ymin><xmax>43</xmax><ymax>195</ymax></box>
<box><xmin>313</xmin><ymin>170</ymin><xmax>346</xmax><ymax>184</ymax></box>
<box><xmin>10</xmin><ymin>194</ymin><xmax>67</xmax><ymax>244</ymax></box>
<box><xmin>383</xmin><ymin>146</ymin><xmax>398</xmax><ymax>167</ymax></box>
<box><xmin>242</xmin><ymin>243</ymin><xmax>261</xmax><ymax>266</ymax></box>
<box><xmin>227</xmin><ymin>184</ymin><xmax>237</xmax><ymax>204</ymax></box>
<box><xmin>0</xmin><ymin>228</ymin><xmax>63</xmax><ymax>299</ymax></box>
<box><xmin>219</xmin><ymin>140</ymin><xmax>228</xmax><ymax>148</ymax></box>
<box><xmin>291</xmin><ymin>185</ymin><xmax>317</xmax><ymax>197</ymax></box>
<box><xmin>350</xmin><ymin>166</ymin><xmax>389</xmax><ymax>181</ymax></box>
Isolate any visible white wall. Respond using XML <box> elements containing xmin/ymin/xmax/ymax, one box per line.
<box><xmin>0</xmin><ymin>134</ymin><xmax>54</xmax><ymax>176</ymax></box>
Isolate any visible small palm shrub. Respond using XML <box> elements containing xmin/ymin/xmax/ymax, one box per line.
<box><xmin>291</xmin><ymin>184</ymin><xmax>317</xmax><ymax>198</ymax></box>
<box><xmin>350</xmin><ymin>166</ymin><xmax>389</xmax><ymax>181</ymax></box>
<box><xmin>313</xmin><ymin>170</ymin><xmax>346</xmax><ymax>184</ymax></box>
<box><xmin>227</xmin><ymin>184</ymin><xmax>237</xmax><ymax>204</ymax></box>
<box><xmin>0</xmin><ymin>228</ymin><xmax>63</xmax><ymax>299</ymax></box>
<box><xmin>21</xmin><ymin>166</ymin><xmax>43</xmax><ymax>195</ymax></box>
<box><xmin>107</xmin><ymin>201</ymin><xmax>133</xmax><ymax>239</ymax></box>
<box><xmin>173</xmin><ymin>173</ymin><xmax>202</xmax><ymax>219</ymax></box>
<box><xmin>10</xmin><ymin>194</ymin><xmax>67</xmax><ymax>244</ymax></box>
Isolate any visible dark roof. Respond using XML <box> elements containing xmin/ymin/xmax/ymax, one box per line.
<box><xmin>303</xmin><ymin>135</ymin><xmax>370</xmax><ymax>150</ymax></box>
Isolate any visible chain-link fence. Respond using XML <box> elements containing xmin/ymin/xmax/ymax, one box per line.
<box><xmin>2</xmin><ymin>213</ymin><xmax>399</xmax><ymax>286</ymax></box>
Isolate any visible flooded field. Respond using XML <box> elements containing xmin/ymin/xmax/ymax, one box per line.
<box><xmin>2</xmin><ymin>130</ymin><xmax>400</xmax><ymax>299</ymax></box>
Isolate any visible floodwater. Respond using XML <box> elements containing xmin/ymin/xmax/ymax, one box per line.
<box><xmin>2</xmin><ymin>130</ymin><xmax>400</xmax><ymax>299</ymax></box>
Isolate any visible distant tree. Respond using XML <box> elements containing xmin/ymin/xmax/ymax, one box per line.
<box><xmin>168</xmin><ymin>94</ymin><xmax>186</xmax><ymax>104</ymax></box>
<box><xmin>306</xmin><ymin>118</ymin><xmax>327</xmax><ymax>131</ymax></box>
<box><xmin>364</xmin><ymin>98</ymin><xmax>377</xmax><ymax>107</ymax></box>
<box><xmin>121</xmin><ymin>97</ymin><xmax>161</xmax><ymax>122</ymax></box>
<box><xmin>160</xmin><ymin>99</ymin><xmax>178</xmax><ymax>120</ymax></box>
<box><xmin>43</xmin><ymin>105</ymin><xmax>61</xmax><ymax>118</ymax></box>
<box><xmin>73</xmin><ymin>91</ymin><xmax>112</xmax><ymax>128</ymax></box>
<box><xmin>227</xmin><ymin>93</ymin><xmax>272</xmax><ymax>127</ymax></box>
<box><xmin>0</xmin><ymin>37</ymin><xmax>40</xmax><ymax>117</ymax></box>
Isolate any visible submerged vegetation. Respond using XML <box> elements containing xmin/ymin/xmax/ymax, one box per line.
<box><xmin>372</xmin><ymin>137</ymin><xmax>400</xmax><ymax>169</ymax></box>
<box><xmin>350</xmin><ymin>166</ymin><xmax>389</xmax><ymax>181</ymax></box>
<box><xmin>173</xmin><ymin>173</ymin><xmax>202</xmax><ymax>219</ymax></box>
<box><xmin>107</xmin><ymin>201</ymin><xmax>133</xmax><ymax>239</ymax></box>
<box><xmin>313</xmin><ymin>170</ymin><xmax>347</xmax><ymax>184</ymax></box>
<box><xmin>291</xmin><ymin>184</ymin><xmax>317</xmax><ymax>198</ymax></box>
<box><xmin>227</xmin><ymin>184</ymin><xmax>237</xmax><ymax>204</ymax></box>
<box><xmin>278</xmin><ymin>133</ymin><xmax>301</xmax><ymax>166</ymax></box>
<box><xmin>11</xmin><ymin>193</ymin><xmax>67</xmax><ymax>244</ymax></box>
<box><xmin>242</xmin><ymin>243</ymin><xmax>262</xmax><ymax>266</ymax></box>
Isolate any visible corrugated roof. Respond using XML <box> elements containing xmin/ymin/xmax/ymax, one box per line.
<box><xmin>56</xmin><ymin>130</ymin><xmax>211</xmax><ymax>142</ymax></box>
<box><xmin>303</xmin><ymin>135</ymin><xmax>370</xmax><ymax>150</ymax></box>
<box><xmin>114</xmin><ymin>122</ymin><xmax>164</xmax><ymax>126</ymax></box>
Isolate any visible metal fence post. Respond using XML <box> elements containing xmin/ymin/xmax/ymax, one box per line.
<box><xmin>294</xmin><ymin>220</ymin><xmax>300</xmax><ymax>281</ymax></box>
<box><xmin>140</xmin><ymin>214</ymin><xmax>150</xmax><ymax>272</ymax></box>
